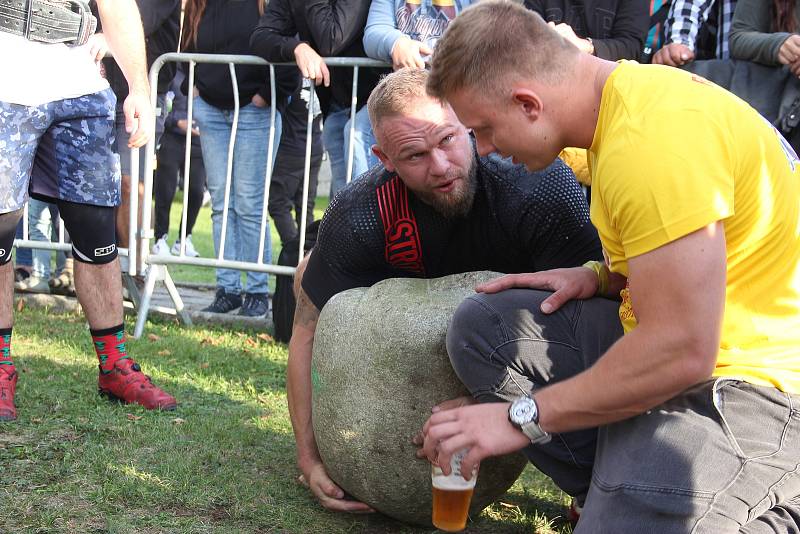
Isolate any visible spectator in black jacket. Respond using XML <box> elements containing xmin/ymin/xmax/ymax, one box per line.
<box><xmin>182</xmin><ymin>0</ymin><xmax>299</xmax><ymax>317</ymax></box>
<box><xmin>269</xmin><ymin>82</ymin><xmax>324</xmax><ymax>246</ymax></box>
<box><xmin>101</xmin><ymin>0</ymin><xmax>181</xmax><ymax>261</ymax></box>
<box><xmin>250</xmin><ymin>0</ymin><xmax>390</xmax><ymax>198</ymax></box>
<box><xmin>524</xmin><ymin>0</ymin><xmax>649</xmax><ymax>60</ymax></box>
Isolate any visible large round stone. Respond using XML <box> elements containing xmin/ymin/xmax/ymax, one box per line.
<box><xmin>312</xmin><ymin>271</ymin><xmax>528</xmax><ymax>526</ymax></box>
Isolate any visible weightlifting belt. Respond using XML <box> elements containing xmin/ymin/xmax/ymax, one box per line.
<box><xmin>0</xmin><ymin>0</ymin><xmax>96</xmax><ymax>46</ymax></box>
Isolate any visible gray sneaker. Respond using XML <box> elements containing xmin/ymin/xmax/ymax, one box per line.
<box><xmin>49</xmin><ymin>270</ymin><xmax>76</xmax><ymax>297</ymax></box>
<box><xmin>238</xmin><ymin>293</ymin><xmax>269</xmax><ymax>317</ymax></box>
<box><xmin>202</xmin><ymin>289</ymin><xmax>242</xmax><ymax>314</ymax></box>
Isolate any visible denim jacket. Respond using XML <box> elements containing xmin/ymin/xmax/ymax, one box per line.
<box><xmin>363</xmin><ymin>0</ymin><xmax>473</xmax><ymax>63</ymax></box>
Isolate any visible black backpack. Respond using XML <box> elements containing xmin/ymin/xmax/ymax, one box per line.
<box><xmin>272</xmin><ymin>221</ymin><xmax>320</xmax><ymax>343</ymax></box>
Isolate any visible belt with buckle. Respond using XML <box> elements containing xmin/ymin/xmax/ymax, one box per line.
<box><xmin>0</xmin><ymin>0</ymin><xmax>96</xmax><ymax>46</ymax></box>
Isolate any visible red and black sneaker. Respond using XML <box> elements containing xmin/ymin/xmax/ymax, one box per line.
<box><xmin>0</xmin><ymin>368</ymin><xmax>18</xmax><ymax>421</ymax></box>
<box><xmin>98</xmin><ymin>359</ymin><xmax>177</xmax><ymax>411</ymax></box>
<box><xmin>566</xmin><ymin>498</ymin><xmax>582</xmax><ymax>527</ymax></box>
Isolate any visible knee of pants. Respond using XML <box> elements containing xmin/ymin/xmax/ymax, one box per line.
<box><xmin>58</xmin><ymin>201</ymin><xmax>117</xmax><ymax>264</ymax></box>
<box><xmin>447</xmin><ymin>290</ymin><xmax>583</xmax><ymax>391</ymax></box>
<box><xmin>446</xmin><ymin>296</ymin><xmax>500</xmax><ymax>384</ymax></box>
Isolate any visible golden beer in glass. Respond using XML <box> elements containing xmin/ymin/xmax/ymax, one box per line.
<box><xmin>431</xmin><ymin>450</ymin><xmax>477</xmax><ymax>532</ymax></box>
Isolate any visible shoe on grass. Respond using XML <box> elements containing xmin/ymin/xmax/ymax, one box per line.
<box><xmin>171</xmin><ymin>234</ymin><xmax>200</xmax><ymax>258</ymax></box>
<box><xmin>14</xmin><ymin>267</ymin><xmax>30</xmax><ymax>283</ymax></box>
<box><xmin>15</xmin><ymin>275</ymin><xmax>50</xmax><ymax>294</ymax></box>
<box><xmin>98</xmin><ymin>358</ymin><xmax>177</xmax><ymax>411</ymax></box>
<box><xmin>238</xmin><ymin>293</ymin><xmax>269</xmax><ymax>317</ymax></box>
<box><xmin>567</xmin><ymin>498</ymin><xmax>582</xmax><ymax>526</ymax></box>
<box><xmin>49</xmin><ymin>269</ymin><xmax>76</xmax><ymax>297</ymax></box>
<box><xmin>202</xmin><ymin>289</ymin><xmax>242</xmax><ymax>314</ymax></box>
<box><xmin>0</xmin><ymin>368</ymin><xmax>18</xmax><ymax>422</ymax></box>
<box><xmin>152</xmin><ymin>235</ymin><xmax>172</xmax><ymax>256</ymax></box>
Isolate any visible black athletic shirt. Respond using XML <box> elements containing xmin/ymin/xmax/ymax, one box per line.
<box><xmin>302</xmin><ymin>153</ymin><xmax>603</xmax><ymax>310</ymax></box>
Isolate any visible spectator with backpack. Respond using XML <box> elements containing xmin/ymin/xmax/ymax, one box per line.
<box><xmin>730</xmin><ymin>0</ymin><xmax>800</xmax><ymax>73</ymax></box>
<box><xmin>653</xmin><ymin>0</ymin><xmax>736</xmax><ymax>66</ymax></box>
<box><xmin>730</xmin><ymin>0</ymin><xmax>800</xmax><ymax>151</ymax></box>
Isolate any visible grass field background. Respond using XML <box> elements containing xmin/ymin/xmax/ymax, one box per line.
<box><xmin>1</xmin><ymin>305</ymin><xmax>574</xmax><ymax>533</ymax></box>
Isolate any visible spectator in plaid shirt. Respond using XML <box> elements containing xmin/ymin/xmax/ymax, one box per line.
<box><xmin>653</xmin><ymin>0</ymin><xmax>737</xmax><ymax>66</ymax></box>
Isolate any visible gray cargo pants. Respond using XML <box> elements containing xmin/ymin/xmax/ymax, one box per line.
<box><xmin>447</xmin><ymin>289</ymin><xmax>800</xmax><ymax>533</ymax></box>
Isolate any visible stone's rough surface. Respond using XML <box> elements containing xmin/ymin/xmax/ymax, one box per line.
<box><xmin>312</xmin><ymin>271</ymin><xmax>528</xmax><ymax>526</ymax></box>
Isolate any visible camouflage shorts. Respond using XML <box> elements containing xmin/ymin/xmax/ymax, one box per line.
<box><xmin>0</xmin><ymin>88</ymin><xmax>120</xmax><ymax>214</ymax></box>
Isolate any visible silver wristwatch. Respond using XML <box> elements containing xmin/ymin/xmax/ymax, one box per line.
<box><xmin>508</xmin><ymin>396</ymin><xmax>551</xmax><ymax>444</ymax></box>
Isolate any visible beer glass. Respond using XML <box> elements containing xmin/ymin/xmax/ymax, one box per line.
<box><xmin>431</xmin><ymin>449</ymin><xmax>477</xmax><ymax>532</ymax></box>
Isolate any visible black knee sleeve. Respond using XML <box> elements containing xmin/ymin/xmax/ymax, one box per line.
<box><xmin>0</xmin><ymin>209</ymin><xmax>23</xmax><ymax>265</ymax></box>
<box><xmin>56</xmin><ymin>200</ymin><xmax>117</xmax><ymax>264</ymax></box>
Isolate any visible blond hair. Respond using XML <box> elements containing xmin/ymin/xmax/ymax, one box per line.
<box><xmin>367</xmin><ymin>68</ymin><xmax>431</xmax><ymax>132</ymax></box>
<box><xmin>427</xmin><ymin>0</ymin><xmax>578</xmax><ymax>100</ymax></box>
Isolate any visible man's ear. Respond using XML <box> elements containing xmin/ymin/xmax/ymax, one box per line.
<box><xmin>372</xmin><ymin>145</ymin><xmax>396</xmax><ymax>173</ymax></box>
<box><xmin>510</xmin><ymin>88</ymin><xmax>543</xmax><ymax>121</ymax></box>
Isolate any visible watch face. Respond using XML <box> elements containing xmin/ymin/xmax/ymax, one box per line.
<box><xmin>511</xmin><ymin>398</ymin><xmax>536</xmax><ymax>424</ymax></box>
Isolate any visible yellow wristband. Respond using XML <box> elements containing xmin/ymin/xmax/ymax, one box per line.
<box><xmin>582</xmin><ymin>260</ymin><xmax>609</xmax><ymax>296</ymax></box>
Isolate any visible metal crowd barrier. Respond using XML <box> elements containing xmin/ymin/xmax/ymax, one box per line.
<box><xmin>12</xmin><ymin>53</ymin><xmax>390</xmax><ymax>339</ymax></box>
<box><xmin>132</xmin><ymin>53</ymin><xmax>390</xmax><ymax>338</ymax></box>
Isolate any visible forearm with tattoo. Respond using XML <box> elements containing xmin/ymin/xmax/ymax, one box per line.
<box><xmin>293</xmin><ymin>288</ymin><xmax>320</xmax><ymax>330</ymax></box>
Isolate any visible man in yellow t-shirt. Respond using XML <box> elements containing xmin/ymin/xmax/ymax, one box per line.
<box><xmin>416</xmin><ymin>1</ymin><xmax>800</xmax><ymax>531</ymax></box>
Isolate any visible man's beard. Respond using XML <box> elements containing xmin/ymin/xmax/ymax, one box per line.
<box><xmin>416</xmin><ymin>160</ymin><xmax>477</xmax><ymax>219</ymax></box>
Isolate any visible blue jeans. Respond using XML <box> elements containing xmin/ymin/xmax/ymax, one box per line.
<box><xmin>28</xmin><ymin>198</ymin><xmax>65</xmax><ymax>278</ymax></box>
<box><xmin>14</xmin><ymin>220</ymin><xmax>31</xmax><ymax>267</ymax></box>
<box><xmin>448</xmin><ymin>289</ymin><xmax>800</xmax><ymax>533</ymax></box>
<box><xmin>323</xmin><ymin>104</ymin><xmax>377</xmax><ymax>198</ymax></box>
<box><xmin>193</xmin><ymin>97</ymin><xmax>281</xmax><ymax>295</ymax></box>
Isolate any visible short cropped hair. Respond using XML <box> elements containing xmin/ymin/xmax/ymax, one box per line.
<box><xmin>427</xmin><ymin>0</ymin><xmax>578</xmax><ymax>100</ymax></box>
<box><xmin>367</xmin><ymin>68</ymin><xmax>430</xmax><ymax>132</ymax></box>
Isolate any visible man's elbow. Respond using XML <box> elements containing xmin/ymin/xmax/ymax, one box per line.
<box><xmin>250</xmin><ymin>29</ymin><xmax>279</xmax><ymax>61</ymax></box>
<box><xmin>250</xmin><ymin>31</ymin><xmax>267</xmax><ymax>58</ymax></box>
<box><xmin>675</xmin><ymin>332</ymin><xmax>720</xmax><ymax>387</ymax></box>
<box><xmin>728</xmin><ymin>32</ymin><xmax>746</xmax><ymax>60</ymax></box>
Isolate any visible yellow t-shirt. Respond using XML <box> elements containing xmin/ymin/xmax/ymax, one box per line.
<box><xmin>588</xmin><ymin>61</ymin><xmax>800</xmax><ymax>393</ymax></box>
<box><xmin>559</xmin><ymin>147</ymin><xmax>591</xmax><ymax>186</ymax></box>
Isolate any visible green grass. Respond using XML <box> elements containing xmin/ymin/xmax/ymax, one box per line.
<box><xmin>159</xmin><ymin>196</ymin><xmax>330</xmax><ymax>287</ymax></box>
<box><xmin>2</xmin><ymin>306</ymin><xmax>574</xmax><ymax>533</ymax></box>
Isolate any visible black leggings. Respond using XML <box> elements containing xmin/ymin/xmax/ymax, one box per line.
<box><xmin>154</xmin><ymin>132</ymin><xmax>205</xmax><ymax>239</ymax></box>
<box><xmin>0</xmin><ymin>199</ymin><xmax>115</xmax><ymax>265</ymax></box>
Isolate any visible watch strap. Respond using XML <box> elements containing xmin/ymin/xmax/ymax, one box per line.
<box><xmin>520</xmin><ymin>419</ymin><xmax>551</xmax><ymax>444</ymax></box>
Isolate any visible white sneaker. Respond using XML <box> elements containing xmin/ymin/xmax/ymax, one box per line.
<box><xmin>152</xmin><ymin>235</ymin><xmax>172</xmax><ymax>256</ymax></box>
<box><xmin>202</xmin><ymin>190</ymin><xmax>211</xmax><ymax>206</ymax></box>
<box><xmin>172</xmin><ymin>234</ymin><xmax>200</xmax><ymax>257</ymax></box>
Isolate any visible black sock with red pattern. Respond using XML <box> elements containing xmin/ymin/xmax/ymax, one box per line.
<box><xmin>0</xmin><ymin>327</ymin><xmax>12</xmax><ymax>374</ymax></box>
<box><xmin>90</xmin><ymin>324</ymin><xmax>129</xmax><ymax>375</ymax></box>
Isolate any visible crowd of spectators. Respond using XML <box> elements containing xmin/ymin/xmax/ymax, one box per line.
<box><xmin>13</xmin><ymin>0</ymin><xmax>800</xmax><ymax>317</ymax></box>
